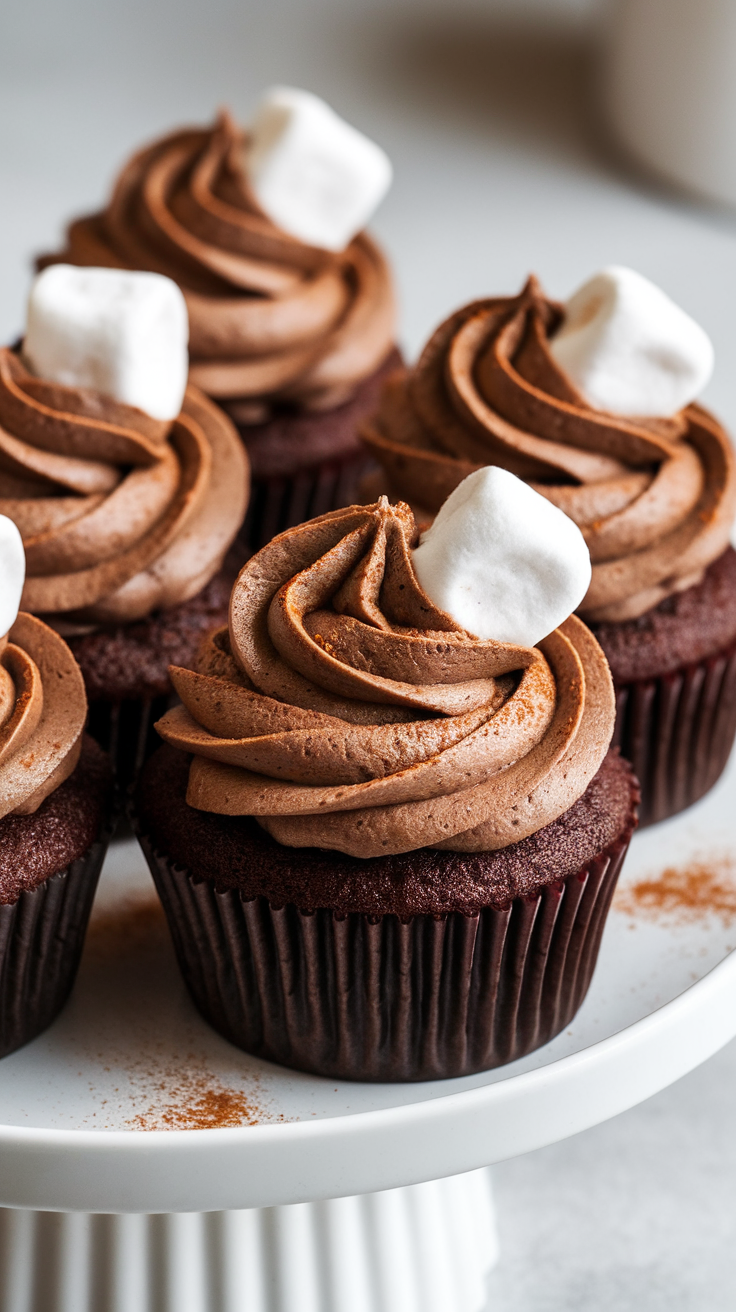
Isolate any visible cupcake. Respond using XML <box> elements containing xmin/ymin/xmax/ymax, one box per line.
<box><xmin>3</xmin><ymin>264</ymin><xmax>249</xmax><ymax>783</ymax></box>
<box><xmin>135</xmin><ymin>471</ymin><xmax>637</xmax><ymax>1081</ymax></box>
<box><xmin>362</xmin><ymin>269</ymin><xmax>736</xmax><ymax>826</ymax></box>
<box><xmin>40</xmin><ymin>89</ymin><xmax>400</xmax><ymax>551</ymax></box>
<box><xmin>0</xmin><ymin>516</ymin><xmax>113</xmax><ymax>1056</ymax></box>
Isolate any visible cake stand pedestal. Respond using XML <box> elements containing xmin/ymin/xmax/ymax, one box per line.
<box><xmin>0</xmin><ymin>755</ymin><xmax>735</xmax><ymax>1312</ymax></box>
<box><xmin>0</xmin><ymin>1169</ymin><xmax>498</xmax><ymax>1312</ymax></box>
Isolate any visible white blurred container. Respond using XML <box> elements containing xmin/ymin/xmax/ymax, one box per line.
<box><xmin>604</xmin><ymin>0</ymin><xmax>736</xmax><ymax>207</ymax></box>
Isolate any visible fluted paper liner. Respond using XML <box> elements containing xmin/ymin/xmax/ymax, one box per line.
<box><xmin>613</xmin><ymin>637</ymin><xmax>736</xmax><ymax>827</ymax></box>
<box><xmin>138</xmin><ymin>825</ymin><xmax>634</xmax><ymax>1082</ymax></box>
<box><xmin>240</xmin><ymin>449</ymin><xmax>373</xmax><ymax>553</ymax></box>
<box><xmin>0</xmin><ymin>832</ymin><xmax>109</xmax><ymax>1058</ymax></box>
<box><xmin>87</xmin><ymin>694</ymin><xmax>176</xmax><ymax>790</ymax></box>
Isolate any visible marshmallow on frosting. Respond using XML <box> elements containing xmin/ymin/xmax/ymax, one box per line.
<box><xmin>412</xmin><ymin>468</ymin><xmax>592</xmax><ymax>646</ymax></box>
<box><xmin>155</xmin><ymin>494</ymin><xmax>613</xmax><ymax>859</ymax></box>
<box><xmin>0</xmin><ymin>515</ymin><xmax>25</xmax><ymax>639</ymax></box>
<box><xmin>548</xmin><ymin>266</ymin><xmax>714</xmax><ymax>418</ymax></box>
<box><xmin>24</xmin><ymin>265</ymin><xmax>189</xmax><ymax>422</ymax></box>
<box><xmin>247</xmin><ymin>87</ymin><xmax>392</xmax><ymax>252</ymax></box>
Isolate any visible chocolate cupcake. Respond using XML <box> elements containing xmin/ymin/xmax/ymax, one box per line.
<box><xmin>40</xmin><ymin>91</ymin><xmax>400</xmax><ymax>550</ymax></box>
<box><xmin>362</xmin><ymin>271</ymin><xmax>736</xmax><ymax>825</ymax></box>
<box><xmin>0</xmin><ymin>516</ymin><xmax>113</xmax><ymax>1055</ymax></box>
<box><xmin>4</xmin><ymin>265</ymin><xmax>249</xmax><ymax>783</ymax></box>
<box><xmin>135</xmin><ymin>478</ymin><xmax>637</xmax><ymax>1081</ymax></box>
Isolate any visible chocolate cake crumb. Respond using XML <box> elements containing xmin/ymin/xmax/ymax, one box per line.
<box><xmin>137</xmin><ymin>746</ymin><xmax>637</xmax><ymax>918</ymax></box>
<box><xmin>67</xmin><ymin>562</ymin><xmax>243</xmax><ymax>703</ymax></box>
<box><xmin>229</xmin><ymin>347</ymin><xmax>403</xmax><ymax>480</ymax></box>
<box><xmin>0</xmin><ymin>736</ymin><xmax>113</xmax><ymax>902</ymax></box>
<box><xmin>590</xmin><ymin>546</ymin><xmax>736</xmax><ymax>684</ymax></box>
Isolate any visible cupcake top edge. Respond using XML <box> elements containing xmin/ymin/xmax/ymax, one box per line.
<box><xmin>362</xmin><ymin>270</ymin><xmax>736</xmax><ymax>624</ymax></box>
<box><xmin>37</xmin><ymin>99</ymin><xmax>397</xmax><ymax>414</ymax></box>
<box><xmin>155</xmin><ymin>480</ymin><xmax>615</xmax><ymax>860</ymax></box>
<box><xmin>0</xmin><ymin>268</ymin><xmax>248</xmax><ymax>627</ymax></box>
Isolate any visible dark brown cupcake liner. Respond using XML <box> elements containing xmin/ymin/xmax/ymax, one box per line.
<box><xmin>0</xmin><ymin>830</ymin><xmax>110</xmax><ymax>1058</ymax></box>
<box><xmin>612</xmin><ymin>637</ymin><xmax>736</xmax><ymax>828</ymax></box>
<box><xmin>86</xmin><ymin>693</ymin><xmax>176</xmax><ymax>792</ymax></box>
<box><xmin>137</xmin><ymin>823</ymin><xmax>633</xmax><ymax>1082</ymax></box>
<box><xmin>239</xmin><ymin>449</ymin><xmax>374</xmax><ymax>555</ymax></box>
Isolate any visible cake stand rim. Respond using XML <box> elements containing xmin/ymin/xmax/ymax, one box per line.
<box><xmin>0</xmin><ymin>941</ymin><xmax>733</xmax><ymax>1212</ymax></box>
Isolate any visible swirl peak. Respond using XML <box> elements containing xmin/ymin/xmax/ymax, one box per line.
<box><xmin>362</xmin><ymin>276</ymin><xmax>736</xmax><ymax>622</ymax></box>
<box><xmin>156</xmin><ymin>497</ymin><xmax>615</xmax><ymax>858</ymax></box>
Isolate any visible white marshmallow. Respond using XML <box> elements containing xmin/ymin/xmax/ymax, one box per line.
<box><xmin>247</xmin><ymin>86</ymin><xmax>392</xmax><ymax>251</ymax></box>
<box><xmin>0</xmin><ymin>516</ymin><xmax>25</xmax><ymax>639</ymax></box>
<box><xmin>24</xmin><ymin>265</ymin><xmax>189</xmax><ymax>422</ymax></box>
<box><xmin>548</xmin><ymin>266</ymin><xmax>714</xmax><ymax>418</ymax></box>
<box><xmin>411</xmin><ymin>467</ymin><xmax>591</xmax><ymax>646</ymax></box>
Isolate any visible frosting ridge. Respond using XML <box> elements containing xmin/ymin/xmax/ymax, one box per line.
<box><xmin>0</xmin><ymin>348</ymin><xmax>249</xmax><ymax>625</ymax></box>
<box><xmin>0</xmin><ymin>613</ymin><xmax>86</xmax><ymax>817</ymax></box>
<box><xmin>155</xmin><ymin>497</ymin><xmax>614</xmax><ymax>857</ymax></box>
<box><xmin>43</xmin><ymin>113</ymin><xmax>396</xmax><ymax>414</ymax></box>
<box><xmin>362</xmin><ymin>277</ymin><xmax>736</xmax><ymax>622</ymax></box>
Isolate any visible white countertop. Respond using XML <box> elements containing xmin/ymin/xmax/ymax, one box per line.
<box><xmin>3</xmin><ymin>0</ymin><xmax>736</xmax><ymax>1305</ymax></box>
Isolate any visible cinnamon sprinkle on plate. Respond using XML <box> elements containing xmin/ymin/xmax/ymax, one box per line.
<box><xmin>129</xmin><ymin>1070</ymin><xmax>286</xmax><ymax>1131</ymax></box>
<box><xmin>615</xmin><ymin>855</ymin><xmax>736</xmax><ymax>926</ymax></box>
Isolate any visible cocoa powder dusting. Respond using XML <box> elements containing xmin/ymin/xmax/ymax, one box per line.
<box><xmin>130</xmin><ymin>1069</ymin><xmax>285</xmax><ymax>1131</ymax></box>
<box><xmin>81</xmin><ymin>891</ymin><xmax>289</xmax><ymax>1131</ymax></box>
<box><xmin>615</xmin><ymin>855</ymin><xmax>736</xmax><ymax>926</ymax></box>
<box><xmin>85</xmin><ymin>895</ymin><xmax>167</xmax><ymax>960</ymax></box>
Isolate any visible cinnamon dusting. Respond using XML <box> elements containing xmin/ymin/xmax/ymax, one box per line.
<box><xmin>86</xmin><ymin>894</ymin><xmax>167</xmax><ymax>958</ymax></box>
<box><xmin>615</xmin><ymin>854</ymin><xmax>736</xmax><ymax>925</ymax></box>
<box><xmin>82</xmin><ymin>892</ymin><xmax>290</xmax><ymax>1131</ymax></box>
<box><xmin>129</xmin><ymin>1069</ymin><xmax>286</xmax><ymax>1131</ymax></box>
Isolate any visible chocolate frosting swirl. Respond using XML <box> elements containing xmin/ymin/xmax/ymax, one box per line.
<box><xmin>156</xmin><ymin>497</ymin><xmax>615</xmax><ymax>858</ymax></box>
<box><xmin>362</xmin><ymin>277</ymin><xmax>736</xmax><ymax>622</ymax></box>
<box><xmin>0</xmin><ymin>347</ymin><xmax>249</xmax><ymax>626</ymax></box>
<box><xmin>0</xmin><ymin>613</ymin><xmax>86</xmax><ymax>817</ymax></box>
<box><xmin>44</xmin><ymin>112</ymin><xmax>396</xmax><ymax>415</ymax></box>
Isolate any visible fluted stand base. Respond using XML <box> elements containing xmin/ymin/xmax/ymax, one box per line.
<box><xmin>0</xmin><ymin>1169</ymin><xmax>498</xmax><ymax>1312</ymax></box>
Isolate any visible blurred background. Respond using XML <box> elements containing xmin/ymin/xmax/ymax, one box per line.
<box><xmin>3</xmin><ymin>1</ymin><xmax>736</xmax><ymax>1307</ymax></box>
<box><xmin>5</xmin><ymin>0</ymin><xmax>736</xmax><ymax>426</ymax></box>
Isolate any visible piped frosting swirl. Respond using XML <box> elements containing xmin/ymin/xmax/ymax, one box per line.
<box><xmin>155</xmin><ymin>497</ymin><xmax>614</xmax><ymax>858</ymax></box>
<box><xmin>362</xmin><ymin>277</ymin><xmax>736</xmax><ymax>622</ymax></box>
<box><xmin>0</xmin><ymin>348</ymin><xmax>249</xmax><ymax>626</ymax></box>
<box><xmin>44</xmin><ymin>112</ymin><xmax>396</xmax><ymax>415</ymax></box>
<box><xmin>0</xmin><ymin>612</ymin><xmax>86</xmax><ymax>817</ymax></box>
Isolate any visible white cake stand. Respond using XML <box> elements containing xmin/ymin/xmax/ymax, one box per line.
<box><xmin>1</xmin><ymin>755</ymin><xmax>735</xmax><ymax>1312</ymax></box>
